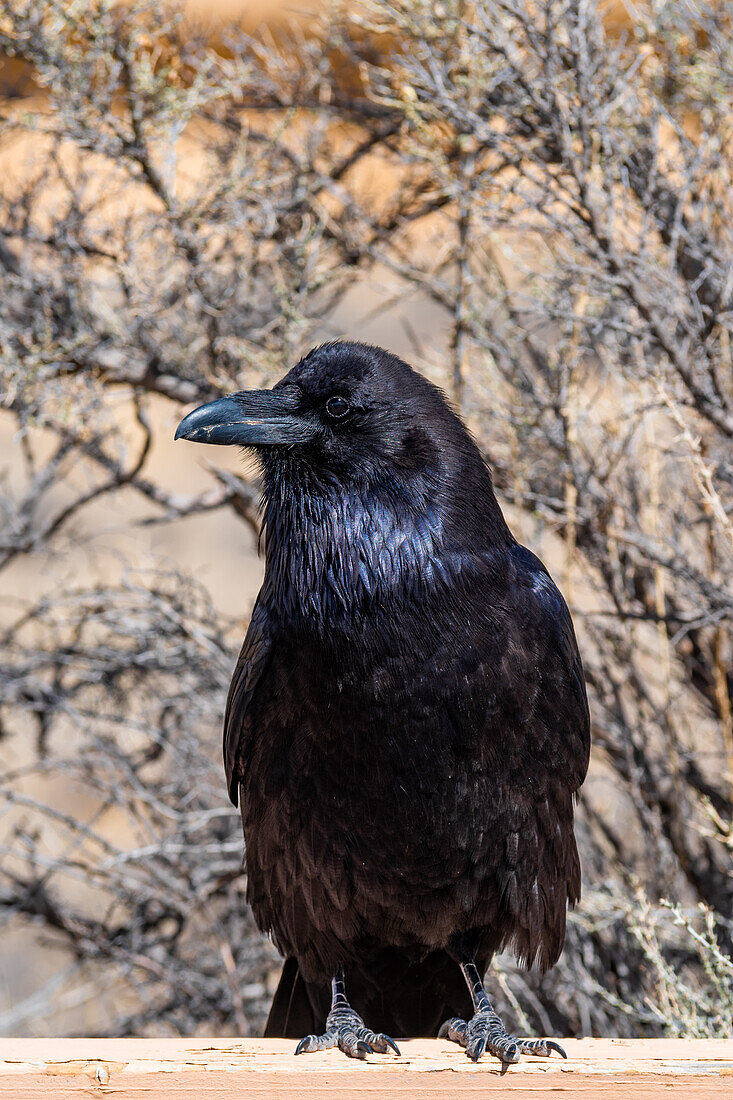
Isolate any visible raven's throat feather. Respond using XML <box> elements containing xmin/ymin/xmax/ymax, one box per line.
<box><xmin>261</xmin><ymin>473</ymin><xmax>446</xmax><ymax>625</ymax></box>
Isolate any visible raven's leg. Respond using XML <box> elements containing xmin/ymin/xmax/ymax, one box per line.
<box><xmin>294</xmin><ymin>966</ymin><xmax>401</xmax><ymax>1060</ymax></box>
<box><xmin>439</xmin><ymin>960</ymin><xmax>566</xmax><ymax>1065</ymax></box>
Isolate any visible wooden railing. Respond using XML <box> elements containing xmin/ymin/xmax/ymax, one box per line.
<box><xmin>1</xmin><ymin>1037</ymin><xmax>731</xmax><ymax>1097</ymax></box>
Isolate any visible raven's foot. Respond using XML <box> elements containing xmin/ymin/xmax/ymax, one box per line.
<box><xmin>441</xmin><ymin>958</ymin><xmax>566</xmax><ymax>1066</ymax></box>
<box><xmin>294</xmin><ymin>967</ymin><xmax>400</xmax><ymax>1060</ymax></box>
<box><xmin>295</xmin><ymin>1018</ymin><xmax>400</xmax><ymax>1059</ymax></box>
<box><xmin>439</xmin><ymin>1011</ymin><xmax>566</xmax><ymax>1064</ymax></box>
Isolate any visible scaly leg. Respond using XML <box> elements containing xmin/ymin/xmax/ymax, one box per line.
<box><xmin>294</xmin><ymin>966</ymin><xmax>401</xmax><ymax>1060</ymax></box>
<box><xmin>440</xmin><ymin>960</ymin><xmax>566</xmax><ymax>1065</ymax></box>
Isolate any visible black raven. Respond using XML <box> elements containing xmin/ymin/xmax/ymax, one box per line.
<box><xmin>175</xmin><ymin>341</ymin><xmax>590</xmax><ymax>1065</ymax></box>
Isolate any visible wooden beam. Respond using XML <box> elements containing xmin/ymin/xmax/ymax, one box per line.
<box><xmin>1</xmin><ymin>1037</ymin><xmax>731</xmax><ymax>1098</ymax></box>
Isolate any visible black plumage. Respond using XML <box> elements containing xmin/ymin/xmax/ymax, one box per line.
<box><xmin>175</xmin><ymin>341</ymin><xmax>590</xmax><ymax>1064</ymax></box>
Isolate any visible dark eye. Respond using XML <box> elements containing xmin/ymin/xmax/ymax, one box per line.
<box><xmin>325</xmin><ymin>396</ymin><xmax>350</xmax><ymax>419</ymax></box>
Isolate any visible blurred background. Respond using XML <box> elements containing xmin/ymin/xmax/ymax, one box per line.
<box><xmin>0</xmin><ymin>0</ymin><xmax>731</xmax><ymax>1041</ymax></box>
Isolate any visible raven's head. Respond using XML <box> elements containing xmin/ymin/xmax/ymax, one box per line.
<box><xmin>178</xmin><ymin>342</ymin><xmax>484</xmax><ymax>494</ymax></box>
<box><xmin>176</xmin><ymin>342</ymin><xmax>510</xmax><ymax>615</ymax></box>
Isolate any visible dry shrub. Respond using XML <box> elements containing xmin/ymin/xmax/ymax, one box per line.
<box><xmin>1</xmin><ymin>0</ymin><xmax>731</xmax><ymax>1037</ymax></box>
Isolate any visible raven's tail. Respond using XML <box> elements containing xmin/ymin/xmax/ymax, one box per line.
<box><xmin>264</xmin><ymin>957</ymin><xmax>319</xmax><ymax>1037</ymax></box>
<box><xmin>264</xmin><ymin>950</ymin><xmax>474</xmax><ymax>1039</ymax></box>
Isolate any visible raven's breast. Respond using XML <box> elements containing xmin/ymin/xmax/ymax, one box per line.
<box><xmin>239</xmin><ymin>631</ymin><xmax>489</xmax><ymax>979</ymax></box>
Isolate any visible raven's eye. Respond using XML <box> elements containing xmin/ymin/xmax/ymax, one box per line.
<box><xmin>325</xmin><ymin>396</ymin><xmax>350</xmax><ymax>420</ymax></box>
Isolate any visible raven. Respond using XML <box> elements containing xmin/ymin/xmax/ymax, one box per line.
<box><xmin>175</xmin><ymin>341</ymin><xmax>590</xmax><ymax>1065</ymax></box>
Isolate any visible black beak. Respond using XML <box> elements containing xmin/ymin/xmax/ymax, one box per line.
<box><xmin>174</xmin><ymin>389</ymin><xmax>315</xmax><ymax>447</ymax></box>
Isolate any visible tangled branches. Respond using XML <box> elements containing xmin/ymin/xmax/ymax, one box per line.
<box><xmin>1</xmin><ymin>0</ymin><xmax>731</xmax><ymax>1038</ymax></box>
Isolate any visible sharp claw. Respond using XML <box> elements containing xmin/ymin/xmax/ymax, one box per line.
<box><xmin>501</xmin><ymin>1043</ymin><xmax>520</xmax><ymax>1064</ymax></box>
<box><xmin>383</xmin><ymin>1035</ymin><xmax>401</xmax><ymax>1055</ymax></box>
<box><xmin>547</xmin><ymin>1040</ymin><xmax>567</xmax><ymax>1059</ymax></box>
<box><xmin>468</xmin><ymin>1036</ymin><xmax>486</xmax><ymax>1062</ymax></box>
<box><xmin>356</xmin><ymin>1040</ymin><xmax>373</xmax><ymax>1057</ymax></box>
<box><xmin>294</xmin><ymin>1036</ymin><xmax>311</xmax><ymax>1055</ymax></box>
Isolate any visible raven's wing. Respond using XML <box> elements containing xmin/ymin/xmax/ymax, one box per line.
<box><xmin>223</xmin><ymin>593</ymin><xmax>274</xmax><ymax>806</ymax></box>
<box><xmin>503</xmin><ymin>543</ymin><xmax>590</xmax><ymax>965</ymax></box>
<box><xmin>441</xmin><ymin>542</ymin><xmax>590</xmax><ymax>970</ymax></box>
<box><xmin>511</xmin><ymin>542</ymin><xmax>590</xmax><ymax>788</ymax></box>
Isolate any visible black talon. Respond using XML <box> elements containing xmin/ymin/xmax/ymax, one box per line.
<box><xmin>469</xmin><ymin>1036</ymin><xmax>486</xmax><ymax>1062</ymax></box>
<box><xmin>547</xmin><ymin>1041</ymin><xmax>567</xmax><ymax>1059</ymax></box>
<box><xmin>356</xmin><ymin>1040</ymin><xmax>372</xmax><ymax>1057</ymax></box>
<box><xmin>294</xmin><ymin>1037</ymin><xmax>309</xmax><ymax>1056</ymax></box>
<box><xmin>383</xmin><ymin>1036</ymin><xmax>401</xmax><ymax>1056</ymax></box>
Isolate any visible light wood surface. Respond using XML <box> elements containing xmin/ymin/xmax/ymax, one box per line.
<box><xmin>1</xmin><ymin>1037</ymin><xmax>731</xmax><ymax>1098</ymax></box>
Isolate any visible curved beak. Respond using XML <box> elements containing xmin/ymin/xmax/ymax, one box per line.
<box><xmin>174</xmin><ymin>389</ymin><xmax>315</xmax><ymax>447</ymax></box>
